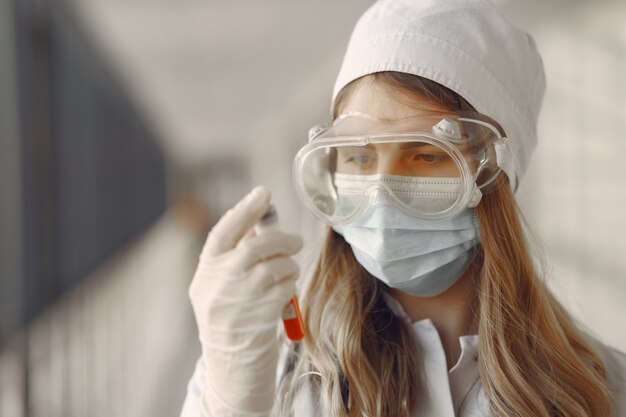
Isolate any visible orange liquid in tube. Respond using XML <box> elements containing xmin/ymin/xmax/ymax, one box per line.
<box><xmin>255</xmin><ymin>204</ymin><xmax>306</xmax><ymax>341</ymax></box>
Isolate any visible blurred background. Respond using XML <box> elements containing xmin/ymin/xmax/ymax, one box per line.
<box><xmin>0</xmin><ymin>0</ymin><xmax>624</xmax><ymax>416</ymax></box>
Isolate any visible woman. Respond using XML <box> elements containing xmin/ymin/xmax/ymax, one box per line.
<box><xmin>181</xmin><ymin>1</ymin><xmax>626</xmax><ymax>416</ymax></box>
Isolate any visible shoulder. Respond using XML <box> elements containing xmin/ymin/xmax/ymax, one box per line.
<box><xmin>585</xmin><ymin>337</ymin><xmax>626</xmax><ymax>416</ymax></box>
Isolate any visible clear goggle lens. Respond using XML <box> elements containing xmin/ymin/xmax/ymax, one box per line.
<box><xmin>294</xmin><ymin>113</ymin><xmax>505</xmax><ymax>223</ymax></box>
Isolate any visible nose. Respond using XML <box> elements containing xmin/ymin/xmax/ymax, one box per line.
<box><xmin>377</xmin><ymin>153</ymin><xmax>401</xmax><ymax>175</ymax></box>
<box><xmin>375</xmin><ymin>146</ymin><xmax>405</xmax><ymax>175</ymax></box>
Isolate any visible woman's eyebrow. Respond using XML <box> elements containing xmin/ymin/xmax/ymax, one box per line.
<box><xmin>398</xmin><ymin>142</ymin><xmax>435</xmax><ymax>150</ymax></box>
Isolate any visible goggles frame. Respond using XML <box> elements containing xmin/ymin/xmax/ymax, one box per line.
<box><xmin>293</xmin><ymin>112</ymin><xmax>509</xmax><ymax>223</ymax></box>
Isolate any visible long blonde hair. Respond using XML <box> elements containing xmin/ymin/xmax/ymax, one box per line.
<box><xmin>277</xmin><ymin>72</ymin><xmax>612</xmax><ymax>417</ymax></box>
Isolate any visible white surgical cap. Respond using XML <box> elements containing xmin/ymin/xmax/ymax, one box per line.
<box><xmin>332</xmin><ymin>0</ymin><xmax>546</xmax><ymax>189</ymax></box>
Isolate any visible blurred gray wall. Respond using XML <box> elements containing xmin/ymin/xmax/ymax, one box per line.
<box><xmin>503</xmin><ymin>0</ymin><xmax>626</xmax><ymax>349</ymax></box>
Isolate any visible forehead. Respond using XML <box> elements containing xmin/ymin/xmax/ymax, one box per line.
<box><xmin>337</xmin><ymin>78</ymin><xmax>450</xmax><ymax>121</ymax></box>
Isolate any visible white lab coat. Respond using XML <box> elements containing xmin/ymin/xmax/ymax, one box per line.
<box><xmin>180</xmin><ymin>293</ymin><xmax>626</xmax><ymax>417</ymax></box>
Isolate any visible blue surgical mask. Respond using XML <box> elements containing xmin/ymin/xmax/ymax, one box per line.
<box><xmin>332</xmin><ymin>197</ymin><xmax>481</xmax><ymax>297</ymax></box>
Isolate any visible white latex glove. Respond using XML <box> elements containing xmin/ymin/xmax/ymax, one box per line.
<box><xmin>188</xmin><ymin>186</ymin><xmax>303</xmax><ymax>417</ymax></box>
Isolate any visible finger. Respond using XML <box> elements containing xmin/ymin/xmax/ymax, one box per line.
<box><xmin>247</xmin><ymin>256</ymin><xmax>300</xmax><ymax>292</ymax></box>
<box><xmin>211</xmin><ymin>279</ymin><xmax>298</xmax><ymax>331</ymax></box>
<box><xmin>202</xmin><ymin>186</ymin><xmax>271</xmax><ymax>257</ymax></box>
<box><xmin>235</xmin><ymin>232</ymin><xmax>303</xmax><ymax>270</ymax></box>
<box><xmin>241</xmin><ymin>228</ymin><xmax>256</xmax><ymax>241</ymax></box>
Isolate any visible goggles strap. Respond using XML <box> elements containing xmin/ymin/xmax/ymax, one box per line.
<box><xmin>495</xmin><ymin>142</ymin><xmax>516</xmax><ymax>189</ymax></box>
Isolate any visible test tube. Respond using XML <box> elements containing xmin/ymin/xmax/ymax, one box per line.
<box><xmin>255</xmin><ymin>204</ymin><xmax>306</xmax><ymax>342</ymax></box>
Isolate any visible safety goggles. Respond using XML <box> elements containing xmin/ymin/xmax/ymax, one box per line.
<box><xmin>293</xmin><ymin>111</ymin><xmax>509</xmax><ymax>223</ymax></box>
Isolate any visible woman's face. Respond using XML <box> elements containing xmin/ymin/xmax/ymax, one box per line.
<box><xmin>335</xmin><ymin>81</ymin><xmax>464</xmax><ymax>178</ymax></box>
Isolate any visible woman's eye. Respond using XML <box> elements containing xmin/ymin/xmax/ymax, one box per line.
<box><xmin>345</xmin><ymin>154</ymin><xmax>373</xmax><ymax>165</ymax></box>
<box><xmin>416</xmin><ymin>153</ymin><xmax>445</xmax><ymax>164</ymax></box>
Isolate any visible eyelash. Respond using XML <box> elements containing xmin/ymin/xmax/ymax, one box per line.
<box><xmin>415</xmin><ymin>153</ymin><xmax>445</xmax><ymax>163</ymax></box>
<box><xmin>345</xmin><ymin>154</ymin><xmax>374</xmax><ymax>164</ymax></box>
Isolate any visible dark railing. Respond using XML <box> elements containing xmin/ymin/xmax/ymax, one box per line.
<box><xmin>1</xmin><ymin>0</ymin><xmax>167</xmax><ymax>345</ymax></box>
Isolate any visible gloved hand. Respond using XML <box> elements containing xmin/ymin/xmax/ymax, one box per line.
<box><xmin>188</xmin><ymin>186</ymin><xmax>303</xmax><ymax>417</ymax></box>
